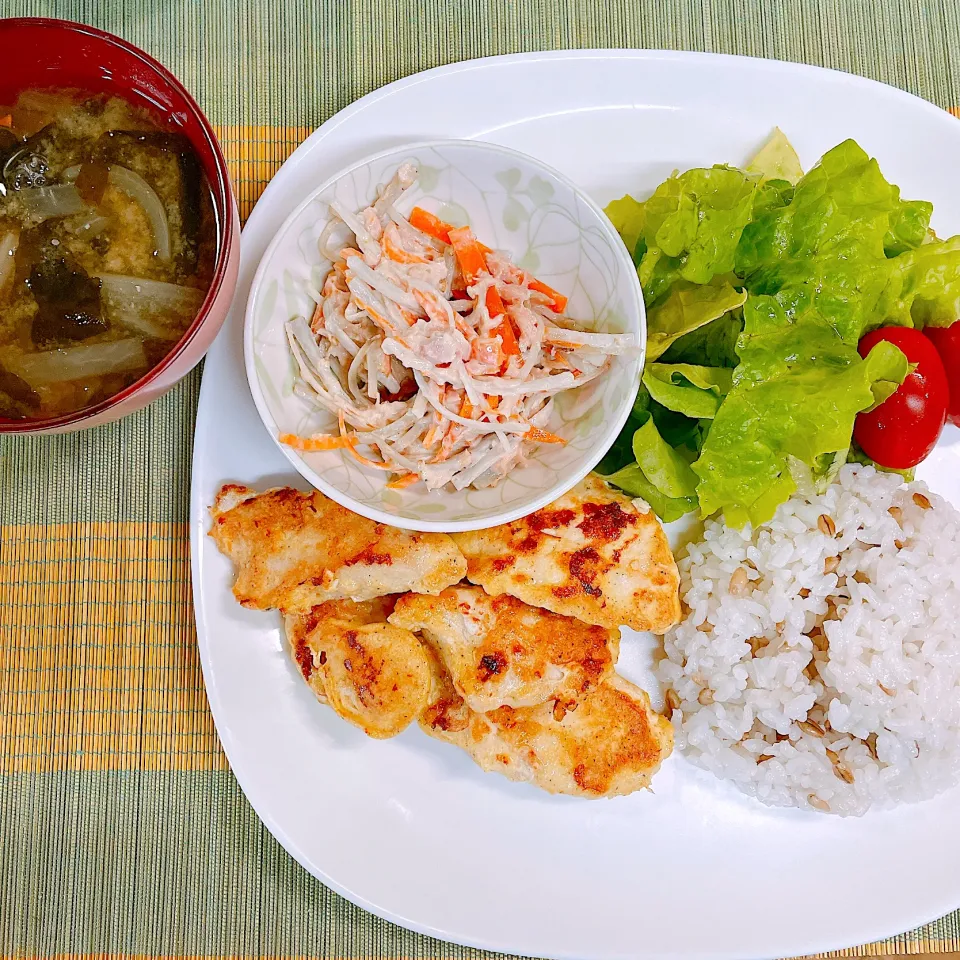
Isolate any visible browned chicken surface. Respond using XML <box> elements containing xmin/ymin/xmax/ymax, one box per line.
<box><xmin>284</xmin><ymin>596</ymin><xmax>431</xmax><ymax>739</ymax></box>
<box><xmin>209</xmin><ymin>484</ymin><xmax>466</xmax><ymax>612</ymax></box>
<box><xmin>451</xmin><ymin>474</ymin><xmax>681</xmax><ymax>633</ymax></box>
<box><xmin>389</xmin><ymin>586</ymin><xmax>618</xmax><ymax>712</ymax></box>
<box><xmin>419</xmin><ymin>645</ymin><xmax>674</xmax><ymax>798</ymax></box>
<box><xmin>211</xmin><ymin>475</ymin><xmax>680</xmax><ymax>796</ymax></box>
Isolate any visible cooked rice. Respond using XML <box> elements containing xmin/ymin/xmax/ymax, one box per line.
<box><xmin>658</xmin><ymin>463</ymin><xmax>960</xmax><ymax>816</ymax></box>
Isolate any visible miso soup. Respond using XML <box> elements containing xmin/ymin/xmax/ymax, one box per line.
<box><xmin>0</xmin><ymin>88</ymin><xmax>217</xmax><ymax>419</ymax></box>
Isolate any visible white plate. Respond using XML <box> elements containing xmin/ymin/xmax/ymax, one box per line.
<box><xmin>192</xmin><ymin>50</ymin><xmax>960</xmax><ymax>960</ymax></box>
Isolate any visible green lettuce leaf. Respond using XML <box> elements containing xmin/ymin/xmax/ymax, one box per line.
<box><xmin>651</xmin><ymin>404</ymin><xmax>705</xmax><ymax>451</ymax></box>
<box><xmin>752</xmin><ymin>178</ymin><xmax>795</xmax><ymax>217</ymax></box>
<box><xmin>641</xmin><ymin>165</ymin><xmax>759</xmax><ymax>289</ymax></box>
<box><xmin>637</xmin><ymin>249</ymin><xmax>681</xmax><ymax>306</ymax></box>
<box><xmin>646</xmin><ymin>279</ymin><xmax>747</xmax><ymax>360</ymax></box>
<box><xmin>735</xmin><ymin>140</ymin><xmax>905</xmax><ymax>343</ymax></box>
<box><xmin>692</xmin><ymin>297</ymin><xmax>910</xmax><ymax>525</ymax></box>
<box><xmin>806</xmin><ymin>449</ymin><xmax>850</xmax><ymax>490</ymax></box>
<box><xmin>884</xmin><ymin>198</ymin><xmax>934</xmax><ymax>257</ymax></box>
<box><xmin>632</xmin><ymin>417</ymin><xmax>699</xmax><ymax>500</ymax></box>
<box><xmin>738</xmin><ymin>139</ymin><xmax>896</xmax><ymax>270</ymax></box>
<box><xmin>642</xmin><ymin>363</ymin><xmax>733</xmax><ymax>419</ymax></box>
<box><xmin>660</xmin><ymin>308</ymin><xmax>743</xmax><ymax>368</ymax></box>
<box><xmin>882</xmin><ymin>235</ymin><xmax>960</xmax><ymax>328</ymax></box>
<box><xmin>604</xmin><ymin>464</ymin><xmax>697</xmax><ymax>523</ymax></box>
<box><xmin>604</xmin><ymin>415</ymin><xmax>700</xmax><ymax>522</ymax></box>
<box><xmin>746</xmin><ymin>127</ymin><xmax>804</xmax><ymax>184</ymax></box>
<box><xmin>604</xmin><ymin>194</ymin><xmax>646</xmax><ymax>262</ymax></box>
<box><xmin>597</xmin><ymin>381</ymin><xmax>706</xmax><ymax>478</ymax></box>
<box><xmin>736</xmin><ymin>139</ymin><xmax>947</xmax><ymax>343</ymax></box>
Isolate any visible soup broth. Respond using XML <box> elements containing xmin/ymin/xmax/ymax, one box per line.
<box><xmin>0</xmin><ymin>88</ymin><xmax>217</xmax><ymax>420</ymax></box>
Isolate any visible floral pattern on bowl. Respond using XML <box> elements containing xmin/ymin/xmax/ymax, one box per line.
<box><xmin>244</xmin><ymin>139</ymin><xmax>644</xmax><ymax>531</ymax></box>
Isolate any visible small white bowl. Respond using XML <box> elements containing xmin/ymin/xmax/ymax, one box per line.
<box><xmin>244</xmin><ymin>139</ymin><xmax>644</xmax><ymax>532</ymax></box>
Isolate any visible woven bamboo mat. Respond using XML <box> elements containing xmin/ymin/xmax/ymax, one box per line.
<box><xmin>2</xmin><ymin>1</ymin><xmax>960</xmax><ymax>957</ymax></box>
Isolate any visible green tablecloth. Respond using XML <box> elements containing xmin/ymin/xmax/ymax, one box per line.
<box><xmin>2</xmin><ymin>2</ymin><xmax>959</xmax><ymax>957</ymax></box>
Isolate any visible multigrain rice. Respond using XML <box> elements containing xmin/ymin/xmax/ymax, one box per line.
<box><xmin>658</xmin><ymin>464</ymin><xmax>960</xmax><ymax>816</ymax></box>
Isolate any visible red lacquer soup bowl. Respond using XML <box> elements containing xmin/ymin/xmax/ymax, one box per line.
<box><xmin>0</xmin><ymin>17</ymin><xmax>240</xmax><ymax>434</ymax></box>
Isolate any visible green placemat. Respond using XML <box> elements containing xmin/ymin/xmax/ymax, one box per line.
<box><xmin>2</xmin><ymin>1</ymin><xmax>960</xmax><ymax>957</ymax></box>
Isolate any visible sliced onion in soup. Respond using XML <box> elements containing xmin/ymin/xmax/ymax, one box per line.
<box><xmin>18</xmin><ymin>184</ymin><xmax>87</xmax><ymax>220</ymax></box>
<box><xmin>99</xmin><ymin>274</ymin><xmax>204</xmax><ymax>339</ymax></box>
<box><xmin>10</xmin><ymin>339</ymin><xmax>148</xmax><ymax>386</ymax></box>
<box><xmin>107</xmin><ymin>165</ymin><xmax>171</xmax><ymax>259</ymax></box>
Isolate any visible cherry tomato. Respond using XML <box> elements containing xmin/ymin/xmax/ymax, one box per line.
<box><xmin>924</xmin><ymin>323</ymin><xmax>960</xmax><ymax>426</ymax></box>
<box><xmin>853</xmin><ymin>327</ymin><xmax>948</xmax><ymax>469</ymax></box>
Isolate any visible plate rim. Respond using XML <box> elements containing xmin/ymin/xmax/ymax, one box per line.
<box><xmin>192</xmin><ymin>47</ymin><xmax>960</xmax><ymax>960</ymax></box>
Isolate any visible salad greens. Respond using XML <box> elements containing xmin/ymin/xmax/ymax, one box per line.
<box><xmin>601</xmin><ymin>132</ymin><xmax>960</xmax><ymax>526</ymax></box>
<box><xmin>642</xmin><ymin>363</ymin><xmax>733</xmax><ymax>420</ymax></box>
<box><xmin>744</xmin><ymin>127</ymin><xmax>804</xmax><ymax>184</ymax></box>
<box><xmin>645</xmin><ymin>279</ymin><xmax>746</xmax><ymax>360</ymax></box>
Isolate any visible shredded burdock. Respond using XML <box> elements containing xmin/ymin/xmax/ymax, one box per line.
<box><xmin>280</xmin><ymin>163</ymin><xmax>636</xmax><ymax>491</ymax></box>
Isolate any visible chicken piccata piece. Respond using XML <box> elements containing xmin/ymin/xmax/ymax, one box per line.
<box><xmin>418</xmin><ymin>645</ymin><xmax>673</xmax><ymax>798</ymax></box>
<box><xmin>209</xmin><ymin>484</ymin><xmax>466</xmax><ymax>612</ymax></box>
<box><xmin>389</xmin><ymin>586</ymin><xmax>618</xmax><ymax>712</ymax></box>
<box><xmin>284</xmin><ymin>596</ymin><xmax>431</xmax><ymax>739</ymax></box>
<box><xmin>451</xmin><ymin>474</ymin><xmax>681</xmax><ymax>633</ymax></box>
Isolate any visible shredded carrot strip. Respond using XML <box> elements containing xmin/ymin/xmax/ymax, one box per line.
<box><xmin>471</xmin><ymin>239</ymin><xmax>568</xmax><ymax>312</ymax></box>
<box><xmin>486</xmin><ymin>287</ymin><xmax>519</xmax><ymax>359</ymax></box>
<box><xmin>345</xmin><ymin>444</ymin><xmax>394</xmax><ymax>470</ymax></box>
<box><xmin>414</xmin><ymin>288</ymin><xmax>454</xmax><ymax>327</ymax></box>
<box><xmin>485</xmin><ymin>286</ymin><xmax>506</xmax><ymax>317</ymax></box>
<box><xmin>527</xmin><ymin>277</ymin><xmax>568</xmax><ymax>313</ymax></box>
<box><xmin>354</xmin><ymin>296</ymin><xmax>395</xmax><ymax>333</ymax></box>
<box><xmin>454</xmin><ymin>315</ymin><xmax>477</xmax><ymax>341</ymax></box>
<box><xmin>480</xmin><ymin>288</ymin><xmax>519</xmax><ymax>360</ymax></box>
<box><xmin>279</xmin><ymin>433</ymin><xmax>352</xmax><ymax>452</ymax></box>
<box><xmin>409</xmin><ymin>206</ymin><xmax>454</xmax><ymax>243</ymax></box>
<box><xmin>495</xmin><ymin>317</ymin><xmax>520</xmax><ymax>356</ymax></box>
<box><xmin>334</xmin><ymin>412</ymin><xmax>393</xmax><ymax>470</ymax></box>
<box><xmin>427</xmin><ymin>419</ymin><xmax>456</xmax><ymax>462</ymax></box>
<box><xmin>448</xmin><ymin>226</ymin><xmax>488</xmax><ymax>284</ymax></box>
<box><xmin>436</xmin><ymin>426</ymin><xmax>462</xmax><ymax>462</ymax></box>
<box><xmin>526</xmin><ymin>426</ymin><xmax>567</xmax><ymax>444</ymax></box>
<box><xmin>383</xmin><ymin>229</ymin><xmax>428</xmax><ymax>264</ymax></box>
<box><xmin>386</xmin><ymin>473</ymin><xmax>419</xmax><ymax>489</ymax></box>
<box><xmin>0</xmin><ymin>115</ymin><xmax>12</xmax><ymax>129</ymax></box>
